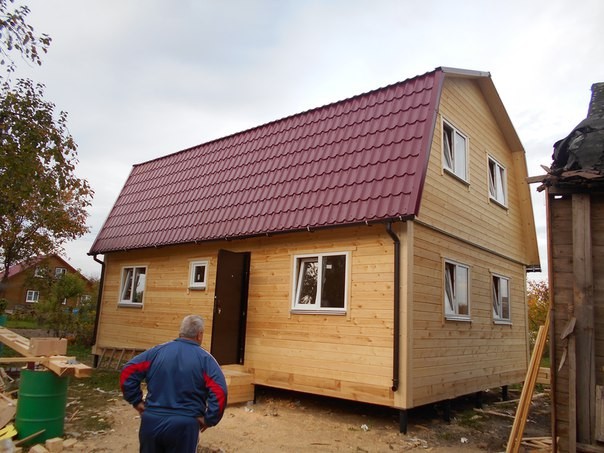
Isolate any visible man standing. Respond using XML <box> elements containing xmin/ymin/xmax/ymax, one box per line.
<box><xmin>120</xmin><ymin>315</ymin><xmax>228</xmax><ymax>453</ymax></box>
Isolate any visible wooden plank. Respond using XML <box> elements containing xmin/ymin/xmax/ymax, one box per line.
<box><xmin>0</xmin><ymin>327</ymin><xmax>91</xmax><ymax>378</ymax></box>
<box><xmin>572</xmin><ymin>193</ymin><xmax>596</xmax><ymax>444</ymax></box>
<box><xmin>506</xmin><ymin>311</ymin><xmax>550</xmax><ymax>453</ymax></box>
<box><xmin>596</xmin><ymin>386</ymin><xmax>604</xmax><ymax>442</ymax></box>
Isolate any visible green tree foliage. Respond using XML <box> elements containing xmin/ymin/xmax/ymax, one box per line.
<box><xmin>34</xmin><ymin>272</ymin><xmax>97</xmax><ymax>345</ymax></box>
<box><xmin>0</xmin><ymin>79</ymin><xmax>93</xmax><ymax>282</ymax></box>
<box><xmin>0</xmin><ymin>2</ymin><xmax>92</xmax><ymax>289</ymax></box>
<box><xmin>527</xmin><ymin>280</ymin><xmax>549</xmax><ymax>351</ymax></box>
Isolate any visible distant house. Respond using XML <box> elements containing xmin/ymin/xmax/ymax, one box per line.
<box><xmin>90</xmin><ymin>67</ymin><xmax>540</xmax><ymax>427</ymax></box>
<box><xmin>0</xmin><ymin>254</ymin><xmax>93</xmax><ymax>311</ymax></box>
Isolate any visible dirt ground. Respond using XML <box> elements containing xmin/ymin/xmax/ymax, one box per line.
<box><xmin>66</xmin><ymin>385</ymin><xmax>551</xmax><ymax>453</ymax></box>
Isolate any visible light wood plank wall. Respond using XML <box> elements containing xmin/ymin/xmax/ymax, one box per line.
<box><xmin>411</xmin><ymin>76</ymin><xmax>534</xmax><ymax>406</ymax></box>
<box><xmin>411</xmin><ymin>223</ymin><xmax>529</xmax><ymax>407</ymax></box>
<box><xmin>418</xmin><ymin>77</ymin><xmax>536</xmax><ymax>266</ymax></box>
<box><xmin>96</xmin><ymin>225</ymin><xmax>399</xmax><ymax>407</ymax></box>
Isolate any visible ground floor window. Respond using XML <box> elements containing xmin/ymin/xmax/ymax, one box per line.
<box><xmin>189</xmin><ymin>260</ymin><xmax>208</xmax><ymax>289</ymax></box>
<box><xmin>26</xmin><ymin>290</ymin><xmax>39</xmax><ymax>303</ymax></box>
<box><xmin>292</xmin><ymin>252</ymin><xmax>348</xmax><ymax>312</ymax></box>
<box><xmin>444</xmin><ymin>260</ymin><xmax>470</xmax><ymax>320</ymax></box>
<box><xmin>119</xmin><ymin>266</ymin><xmax>147</xmax><ymax>305</ymax></box>
<box><xmin>492</xmin><ymin>274</ymin><xmax>511</xmax><ymax>322</ymax></box>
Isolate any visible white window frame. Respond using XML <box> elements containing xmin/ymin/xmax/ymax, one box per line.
<box><xmin>119</xmin><ymin>266</ymin><xmax>147</xmax><ymax>306</ymax></box>
<box><xmin>189</xmin><ymin>260</ymin><xmax>208</xmax><ymax>290</ymax></box>
<box><xmin>55</xmin><ymin>267</ymin><xmax>67</xmax><ymax>277</ymax></box>
<box><xmin>442</xmin><ymin>119</ymin><xmax>468</xmax><ymax>181</ymax></box>
<box><xmin>34</xmin><ymin>267</ymin><xmax>44</xmax><ymax>278</ymax></box>
<box><xmin>444</xmin><ymin>259</ymin><xmax>471</xmax><ymax>321</ymax></box>
<box><xmin>488</xmin><ymin>156</ymin><xmax>507</xmax><ymax>206</ymax></box>
<box><xmin>26</xmin><ymin>290</ymin><xmax>39</xmax><ymax>303</ymax></box>
<box><xmin>492</xmin><ymin>274</ymin><xmax>511</xmax><ymax>324</ymax></box>
<box><xmin>291</xmin><ymin>252</ymin><xmax>349</xmax><ymax>314</ymax></box>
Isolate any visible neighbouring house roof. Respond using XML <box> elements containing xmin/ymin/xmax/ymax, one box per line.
<box><xmin>90</xmin><ymin>67</ymin><xmax>517</xmax><ymax>255</ymax></box>
<box><xmin>2</xmin><ymin>254</ymin><xmax>81</xmax><ymax>280</ymax></box>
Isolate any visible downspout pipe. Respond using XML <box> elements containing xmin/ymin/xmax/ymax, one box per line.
<box><xmin>386</xmin><ymin>222</ymin><xmax>400</xmax><ymax>392</ymax></box>
<box><xmin>91</xmin><ymin>254</ymin><xmax>105</xmax><ymax>368</ymax></box>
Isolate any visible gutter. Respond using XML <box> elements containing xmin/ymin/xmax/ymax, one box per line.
<box><xmin>385</xmin><ymin>222</ymin><xmax>400</xmax><ymax>392</ymax></box>
<box><xmin>91</xmin><ymin>254</ymin><xmax>105</xmax><ymax>368</ymax></box>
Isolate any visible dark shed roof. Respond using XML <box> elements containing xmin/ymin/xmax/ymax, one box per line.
<box><xmin>90</xmin><ymin>69</ymin><xmax>446</xmax><ymax>254</ymax></box>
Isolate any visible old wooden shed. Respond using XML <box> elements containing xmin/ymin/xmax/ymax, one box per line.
<box><xmin>538</xmin><ymin>82</ymin><xmax>604</xmax><ymax>452</ymax></box>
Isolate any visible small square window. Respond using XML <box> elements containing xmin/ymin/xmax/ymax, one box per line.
<box><xmin>55</xmin><ymin>267</ymin><xmax>67</xmax><ymax>277</ymax></box>
<box><xmin>26</xmin><ymin>290</ymin><xmax>39</xmax><ymax>303</ymax></box>
<box><xmin>492</xmin><ymin>275</ymin><xmax>511</xmax><ymax>322</ymax></box>
<box><xmin>34</xmin><ymin>267</ymin><xmax>44</xmax><ymax>278</ymax></box>
<box><xmin>488</xmin><ymin>156</ymin><xmax>507</xmax><ymax>206</ymax></box>
<box><xmin>443</xmin><ymin>120</ymin><xmax>468</xmax><ymax>181</ymax></box>
<box><xmin>189</xmin><ymin>261</ymin><xmax>208</xmax><ymax>289</ymax></box>
<box><xmin>444</xmin><ymin>260</ymin><xmax>470</xmax><ymax>320</ymax></box>
<box><xmin>119</xmin><ymin>266</ymin><xmax>147</xmax><ymax>305</ymax></box>
<box><xmin>292</xmin><ymin>252</ymin><xmax>348</xmax><ymax>312</ymax></box>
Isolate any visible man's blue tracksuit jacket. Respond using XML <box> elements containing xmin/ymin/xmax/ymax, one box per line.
<box><xmin>120</xmin><ymin>338</ymin><xmax>228</xmax><ymax>427</ymax></box>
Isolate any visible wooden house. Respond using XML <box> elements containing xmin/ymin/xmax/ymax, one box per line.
<box><xmin>89</xmin><ymin>67</ymin><xmax>540</xmax><ymax>426</ymax></box>
<box><xmin>536</xmin><ymin>82</ymin><xmax>604</xmax><ymax>452</ymax></box>
<box><xmin>0</xmin><ymin>254</ymin><xmax>93</xmax><ymax>312</ymax></box>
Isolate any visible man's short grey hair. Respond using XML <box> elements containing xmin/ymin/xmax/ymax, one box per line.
<box><xmin>179</xmin><ymin>315</ymin><xmax>205</xmax><ymax>338</ymax></box>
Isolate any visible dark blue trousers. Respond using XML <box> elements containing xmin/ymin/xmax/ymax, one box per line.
<box><xmin>139</xmin><ymin>412</ymin><xmax>200</xmax><ymax>453</ymax></box>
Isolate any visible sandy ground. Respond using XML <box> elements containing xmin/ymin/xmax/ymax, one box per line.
<box><xmin>68</xmin><ymin>386</ymin><xmax>550</xmax><ymax>453</ymax></box>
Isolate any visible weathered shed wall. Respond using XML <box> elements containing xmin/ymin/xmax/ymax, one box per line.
<box><xmin>549</xmin><ymin>191</ymin><xmax>604</xmax><ymax>452</ymax></box>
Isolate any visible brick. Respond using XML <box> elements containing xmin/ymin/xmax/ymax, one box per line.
<box><xmin>63</xmin><ymin>438</ymin><xmax>78</xmax><ymax>449</ymax></box>
<box><xmin>28</xmin><ymin>445</ymin><xmax>49</xmax><ymax>453</ymax></box>
<box><xmin>45</xmin><ymin>437</ymin><xmax>63</xmax><ymax>453</ymax></box>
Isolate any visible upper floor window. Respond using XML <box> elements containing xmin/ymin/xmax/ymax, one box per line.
<box><xmin>442</xmin><ymin>120</ymin><xmax>468</xmax><ymax>181</ymax></box>
<box><xmin>444</xmin><ymin>260</ymin><xmax>470</xmax><ymax>320</ymax></box>
<box><xmin>492</xmin><ymin>274</ymin><xmax>511</xmax><ymax>323</ymax></box>
<box><xmin>488</xmin><ymin>156</ymin><xmax>507</xmax><ymax>206</ymax></box>
<box><xmin>55</xmin><ymin>267</ymin><xmax>67</xmax><ymax>277</ymax></box>
<box><xmin>26</xmin><ymin>290</ymin><xmax>39</xmax><ymax>303</ymax></box>
<box><xmin>189</xmin><ymin>260</ymin><xmax>208</xmax><ymax>289</ymax></box>
<box><xmin>119</xmin><ymin>266</ymin><xmax>147</xmax><ymax>305</ymax></box>
<box><xmin>292</xmin><ymin>252</ymin><xmax>348</xmax><ymax>313</ymax></box>
<box><xmin>34</xmin><ymin>267</ymin><xmax>44</xmax><ymax>278</ymax></box>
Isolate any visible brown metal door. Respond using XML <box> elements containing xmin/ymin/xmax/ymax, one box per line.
<box><xmin>210</xmin><ymin>249</ymin><xmax>250</xmax><ymax>365</ymax></box>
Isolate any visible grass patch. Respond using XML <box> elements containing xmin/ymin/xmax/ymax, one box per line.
<box><xmin>4</xmin><ymin>318</ymin><xmax>41</xmax><ymax>329</ymax></box>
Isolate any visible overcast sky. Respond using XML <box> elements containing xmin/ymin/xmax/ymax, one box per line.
<box><xmin>12</xmin><ymin>0</ymin><xmax>604</xmax><ymax>279</ymax></box>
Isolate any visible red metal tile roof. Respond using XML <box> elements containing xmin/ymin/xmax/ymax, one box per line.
<box><xmin>89</xmin><ymin>69</ymin><xmax>445</xmax><ymax>254</ymax></box>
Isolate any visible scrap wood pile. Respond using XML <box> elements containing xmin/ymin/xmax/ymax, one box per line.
<box><xmin>0</xmin><ymin>326</ymin><xmax>91</xmax><ymax>449</ymax></box>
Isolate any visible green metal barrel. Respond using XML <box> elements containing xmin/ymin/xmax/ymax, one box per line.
<box><xmin>15</xmin><ymin>369</ymin><xmax>69</xmax><ymax>444</ymax></box>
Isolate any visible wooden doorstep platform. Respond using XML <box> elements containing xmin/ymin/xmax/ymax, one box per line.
<box><xmin>222</xmin><ymin>365</ymin><xmax>255</xmax><ymax>405</ymax></box>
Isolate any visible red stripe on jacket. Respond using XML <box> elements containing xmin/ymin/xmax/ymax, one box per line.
<box><xmin>203</xmin><ymin>371</ymin><xmax>227</xmax><ymax>414</ymax></box>
<box><xmin>120</xmin><ymin>361</ymin><xmax>151</xmax><ymax>391</ymax></box>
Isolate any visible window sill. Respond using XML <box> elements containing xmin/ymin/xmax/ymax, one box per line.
<box><xmin>118</xmin><ymin>302</ymin><xmax>143</xmax><ymax>308</ymax></box>
<box><xmin>444</xmin><ymin>315</ymin><xmax>472</xmax><ymax>322</ymax></box>
<box><xmin>290</xmin><ymin>309</ymin><xmax>346</xmax><ymax>316</ymax></box>
<box><xmin>493</xmin><ymin>319</ymin><xmax>512</xmax><ymax>326</ymax></box>
<box><xmin>444</xmin><ymin>168</ymin><xmax>470</xmax><ymax>186</ymax></box>
<box><xmin>188</xmin><ymin>286</ymin><xmax>206</xmax><ymax>291</ymax></box>
<box><xmin>489</xmin><ymin>197</ymin><xmax>508</xmax><ymax>210</ymax></box>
